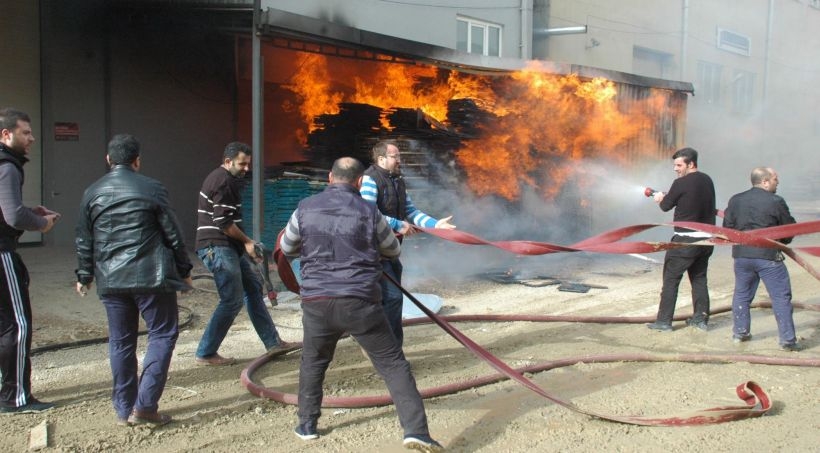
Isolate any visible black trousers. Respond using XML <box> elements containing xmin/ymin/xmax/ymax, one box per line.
<box><xmin>0</xmin><ymin>251</ymin><xmax>33</xmax><ymax>408</ymax></box>
<box><xmin>298</xmin><ymin>297</ymin><xmax>429</xmax><ymax>437</ymax></box>
<box><xmin>656</xmin><ymin>236</ymin><xmax>714</xmax><ymax>324</ymax></box>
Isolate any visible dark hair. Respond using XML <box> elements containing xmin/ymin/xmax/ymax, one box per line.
<box><xmin>371</xmin><ymin>140</ymin><xmax>399</xmax><ymax>162</ymax></box>
<box><xmin>0</xmin><ymin>108</ymin><xmax>31</xmax><ymax>132</ymax></box>
<box><xmin>107</xmin><ymin>134</ymin><xmax>140</xmax><ymax>165</ymax></box>
<box><xmin>331</xmin><ymin>157</ymin><xmax>365</xmax><ymax>182</ymax></box>
<box><xmin>672</xmin><ymin>147</ymin><xmax>698</xmax><ymax>166</ymax></box>
<box><xmin>224</xmin><ymin>142</ymin><xmax>251</xmax><ymax>160</ymax></box>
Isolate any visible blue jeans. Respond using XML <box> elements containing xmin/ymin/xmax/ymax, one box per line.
<box><xmin>196</xmin><ymin>245</ymin><xmax>283</xmax><ymax>358</ymax></box>
<box><xmin>380</xmin><ymin>258</ymin><xmax>404</xmax><ymax>347</ymax></box>
<box><xmin>102</xmin><ymin>292</ymin><xmax>178</xmax><ymax>419</ymax></box>
<box><xmin>732</xmin><ymin>257</ymin><xmax>796</xmax><ymax>345</ymax></box>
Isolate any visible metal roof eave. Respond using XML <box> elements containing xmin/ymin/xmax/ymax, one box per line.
<box><xmin>261</xmin><ymin>8</ymin><xmax>694</xmax><ymax>94</ymax></box>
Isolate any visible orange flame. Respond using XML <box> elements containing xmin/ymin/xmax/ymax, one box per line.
<box><xmin>276</xmin><ymin>52</ymin><xmax>675</xmax><ymax>200</ymax></box>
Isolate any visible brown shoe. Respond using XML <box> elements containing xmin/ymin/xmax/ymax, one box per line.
<box><xmin>195</xmin><ymin>353</ymin><xmax>236</xmax><ymax>366</ymax></box>
<box><xmin>128</xmin><ymin>410</ymin><xmax>172</xmax><ymax>426</ymax></box>
<box><xmin>266</xmin><ymin>341</ymin><xmax>297</xmax><ymax>355</ymax></box>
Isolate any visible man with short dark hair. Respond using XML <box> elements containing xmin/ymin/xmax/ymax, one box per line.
<box><xmin>361</xmin><ymin>140</ymin><xmax>455</xmax><ymax>348</ymax></box>
<box><xmin>647</xmin><ymin>147</ymin><xmax>716</xmax><ymax>332</ymax></box>
<box><xmin>281</xmin><ymin>157</ymin><xmax>444</xmax><ymax>452</ymax></box>
<box><xmin>195</xmin><ymin>142</ymin><xmax>289</xmax><ymax>366</ymax></box>
<box><xmin>0</xmin><ymin>107</ymin><xmax>60</xmax><ymax>414</ymax></box>
<box><xmin>76</xmin><ymin>134</ymin><xmax>193</xmax><ymax>426</ymax></box>
<box><xmin>723</xmin><ymin>167</ymin><xmax>801</xmax><ymax>351</ymax></box>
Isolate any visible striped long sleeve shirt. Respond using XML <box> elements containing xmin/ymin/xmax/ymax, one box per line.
<box><xmin>360</xmin><ymin>174</ymin><xmax>438</xmax><ymax>232</ymax></box>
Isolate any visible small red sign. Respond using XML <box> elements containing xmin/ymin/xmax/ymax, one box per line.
<box><xmin>54</xmin><ymin>122</ymin><xmax>79</xmax><ymax>141</ymax></box>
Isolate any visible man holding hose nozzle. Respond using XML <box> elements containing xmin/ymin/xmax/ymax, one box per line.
<box><xmin>647</xmin><ymin>147</ymin><xmax>716</xmax><ymax>332</ymax></box>
<box><xmin>280</xmin><ymin>157</ymin><xmax>444</xmax><ymax>452</ymax></box>
<box><xmin>194</xmin><ymin>142</ymin><xmax>291</xmax><ymax>366</ymax></box>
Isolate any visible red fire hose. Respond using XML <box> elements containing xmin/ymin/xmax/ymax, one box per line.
<box><xmin>251</xmin><ymin>221</ymin><xmax>820</xmax><ymax>426</ymax></box>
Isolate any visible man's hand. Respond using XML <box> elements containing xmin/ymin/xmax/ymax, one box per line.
<box><xmin>434</xmin><ymin>215</ymin><xmax>456</xmax><ymax>230</ymax></box>
<box><xmin>34</xmin><ymin>205</ymin><xmax>61</xmax><ymax>219</ymax></box>
<box><xmin>181</xmin><ymin>276</ymin><xmax>194</xmax><ymax>293</ymax></box>
<box><xmin>244</xmin><ymin>241</ymin><xmax>262</xmax><ymax>262</ymax></box>
<box><xmin>76</xmin><ymin>281</ymin><xmax>92</xmax><ymax>296</ymax></box>
<box><xmin>398</xmin><ymin>221</ymin><xmax>420</xmax><ymax>236</ymax></box>
<box><xmin>40</xmin><ymin>214</ymin><xmax>59</xmax><ymax>233</ymax></box>
<box><xmin>652</xmin><ymin>192</ymin><xmax>665</xmax><ymax>204</ymax></box>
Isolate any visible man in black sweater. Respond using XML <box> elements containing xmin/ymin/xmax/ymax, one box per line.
<box><xmin>647</xmin><ymin>147</ymin><xmax>716</xmax><ymax>332</ymax></box>
<box><xmin>723</xmin><ymin>167</ymin><xmax>801</xmax><ymax>351</ymax></box>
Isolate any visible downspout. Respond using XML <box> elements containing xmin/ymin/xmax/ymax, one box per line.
<box><xmin>520</xmin><ymin>0</ymin><xmax>532</xmax><ymax>59</ymax></box>
<box><xmin>251</xmin><ymin>0</ymin><xmax>264</xmax><ymax>243</ymax></box>
<box><xmin>680</xmin><ymin>0</ymin><xmax>688</xmax><ymax>81</ymax></box>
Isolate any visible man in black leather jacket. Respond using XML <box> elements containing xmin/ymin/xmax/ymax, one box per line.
<box><xmin>75</xmin><ymin>134</ymin><xmax>193</xmax><ymax>426</ymax></box>
<box><xmin>723</xmin><ymin>167</ymin><xmax>801</xmax><ymax>352</ymax></box>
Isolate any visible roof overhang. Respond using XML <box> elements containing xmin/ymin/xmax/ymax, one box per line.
<box><xmin>260</xmin><ymin>8</ymin><xmax>694</xmax><ymax>94</ymax></box>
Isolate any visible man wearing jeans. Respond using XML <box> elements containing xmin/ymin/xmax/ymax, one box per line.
<box><xmin>76</xmin><ymin>134</ymin><xmax>193</xmax><ymax>425</ymax></box>
<box><xmin>361</xmin><ymin>140</ymin><xmax>455</xmax><ymax>348</ymax></box>
<box><xmin>195</xmin><ymin>142</ymin><xmax>289</xmax><ymax>366</ymax></box>
<box><xmin>723</xmin><ymin>167</ymin><xmax>801</xmax><ymax>352</ymax></box>
<box><xmin>280</xmin><ymin>157</ymin><xmax>443</xmax><ymax>452</ymax></box>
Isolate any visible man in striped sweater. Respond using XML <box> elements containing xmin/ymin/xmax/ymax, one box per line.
<box><xmin>194</xmin><ymin>142</ymin><xmax>289</xmax><ymax>366</ymax></box>
<box><xmin>360</xmin><ymin>140</ymin><xmax>456</xmax><ymax>348</ymax></box>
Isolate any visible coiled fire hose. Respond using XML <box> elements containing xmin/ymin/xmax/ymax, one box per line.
<box><xmin>243</xmin><ymin>220</ymin><xmax>820</xmax><ymax>426</ymax></box>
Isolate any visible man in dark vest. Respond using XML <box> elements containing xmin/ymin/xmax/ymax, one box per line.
<box><xmin>280</xmin><ymin>157</ymin><xmax>444</xmax><ymax>451</ymax></box>
<box><xmin>360</xmin><ymin>140</ymin><xmax>455</xmax><ymax>347</ymax></box>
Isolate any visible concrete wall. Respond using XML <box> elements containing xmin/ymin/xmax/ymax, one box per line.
<box><xmin>0</xmin><ymin>1</ymin><xmax>43</xmax><ymax>244</ymax></box>
<box><xmin>40</xmin><ymin>3</ymin><xmax>237</xmax><ymax>247</ymax></box>
<box><xmin>265</xmin><ymin>0</ymin><xmax>529</xmax><ymax>58</ymax></box>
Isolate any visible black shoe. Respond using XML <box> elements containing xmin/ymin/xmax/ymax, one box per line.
<box><xmin>732</xmin><ymin>334</ymin><xmax>752</xmax><ymax>344</ymax></box>
<box><xmin>294</xmin><ymin>423</ymin><xmax>319</xmax><ymax>440</ymax></box>
<box><xmin>685</xmin><ymin>318</ymin><xmax>708</xmax><ymax>331</ymax></box>
<box><xmin>781</xmin><ymin>343</ymin><xmax>803</xmax><ymax>352</ymax></box>
<box><xmin>646</xmin><ymin>322</ymin><xmax>673</xmax><ymax>332</ymax></box>
<box><xmin>0</xmin><ymin>398</ymin><xmax>55</xmax><ymax>414</ymax></box>
<box><xmin>403</xmin><ymin>434</ymin><xmax>444</xmax><ymax>452</ymax></box>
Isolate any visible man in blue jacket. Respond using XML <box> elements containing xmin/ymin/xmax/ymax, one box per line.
<box><xmin>76</xmin><ymin>134</ymin><xmax>193</xmax><ymax>425</ymax></box>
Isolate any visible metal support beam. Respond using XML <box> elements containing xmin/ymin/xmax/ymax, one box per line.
<box><xmin>251</xmin><ymin>0</ymin><xmax>263</xmax><ymax>243</ymax></box>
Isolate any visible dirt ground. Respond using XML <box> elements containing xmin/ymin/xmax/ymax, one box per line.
<box><xmin>2</xmin><ymin>241</ymin><xmax>819</xmax><ymax>452</ymax></box>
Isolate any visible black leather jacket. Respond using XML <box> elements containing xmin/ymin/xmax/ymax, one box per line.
<box><xmin>723</xmin><ymin>186</ymin><xmax>795</xmax><ymax>261</ymax></box>
<box><xmin>75</xmin><ymin>165</ymin><xmax>192</xmax><ymax>295</ymax></box>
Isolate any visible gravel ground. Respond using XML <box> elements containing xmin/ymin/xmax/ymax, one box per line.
<box><xmin>2</xmin><ymin>244</ymin><xmax>818</xmax><ymax>452</ymax></box>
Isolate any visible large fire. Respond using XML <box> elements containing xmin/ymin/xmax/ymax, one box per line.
<box><xmin>271</xmin><ymin>49</ymin><xmax>675</xmax><ymax>201</ymax></box>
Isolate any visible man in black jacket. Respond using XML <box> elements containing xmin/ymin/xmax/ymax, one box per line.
<box><xmin>0</xmin><ymin>108</ymin><xmax>60</xmax><ymax>414</ymax></box>
<box><xmin>75</xmin><ymin>134</ymin><xmax>193</xmax><ymax>425</ymax></box>
<box><xmin>647</xmin><ymin>147</ymin><xmax>716</xmax><ymax>332</ymax></box>
<box><xmin>723</xmin><ymin>167</ymin><xmax>801</xmax><ymax>352</ymax></box>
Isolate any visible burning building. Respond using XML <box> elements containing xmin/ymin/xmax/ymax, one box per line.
<box><xmin>236</xmin><ymin>10</ymin><xmax>693</xmax><ymax>242</ymax></box>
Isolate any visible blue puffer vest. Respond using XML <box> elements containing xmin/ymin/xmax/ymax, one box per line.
<box><xmin>296</xmin><ymin>184</ymin><xmax>384</xmax><ymax>302</ymax></box>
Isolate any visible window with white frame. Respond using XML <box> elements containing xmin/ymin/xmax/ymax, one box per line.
<box><xmin>696</xmin><ymin>60</ymin><xmax>722</xmax><ymax>105</ymax></box>
<box><xmin>456</xmin><ymin>17</ymin><xmax>502</xmax><ymax>57</ymax></box>
<box><xmin>731</xmin><ymin>69</ymin><xmax>756</xmax><ymax>114</ymax></box>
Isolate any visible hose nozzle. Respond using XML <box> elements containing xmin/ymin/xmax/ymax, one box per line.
<box><xmin>644</xmin><ymin>187</ymin><xmax>660</xmax><ymax>198</ymax></box>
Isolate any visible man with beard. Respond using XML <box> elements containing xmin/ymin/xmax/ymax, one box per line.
<box><xmin>194</xmin><ymin>142</ymin><xmax>290</xmax><ymax>366</ymax></box>
<box><xmin>361</xmin><ymin>140</ymin><xmax>456</xmax><ymax>347</ymax></box>
<box><xmin>0</xmin><ymin>108</ymin><xmax>60</xmax><ymax>414</ymax></box>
